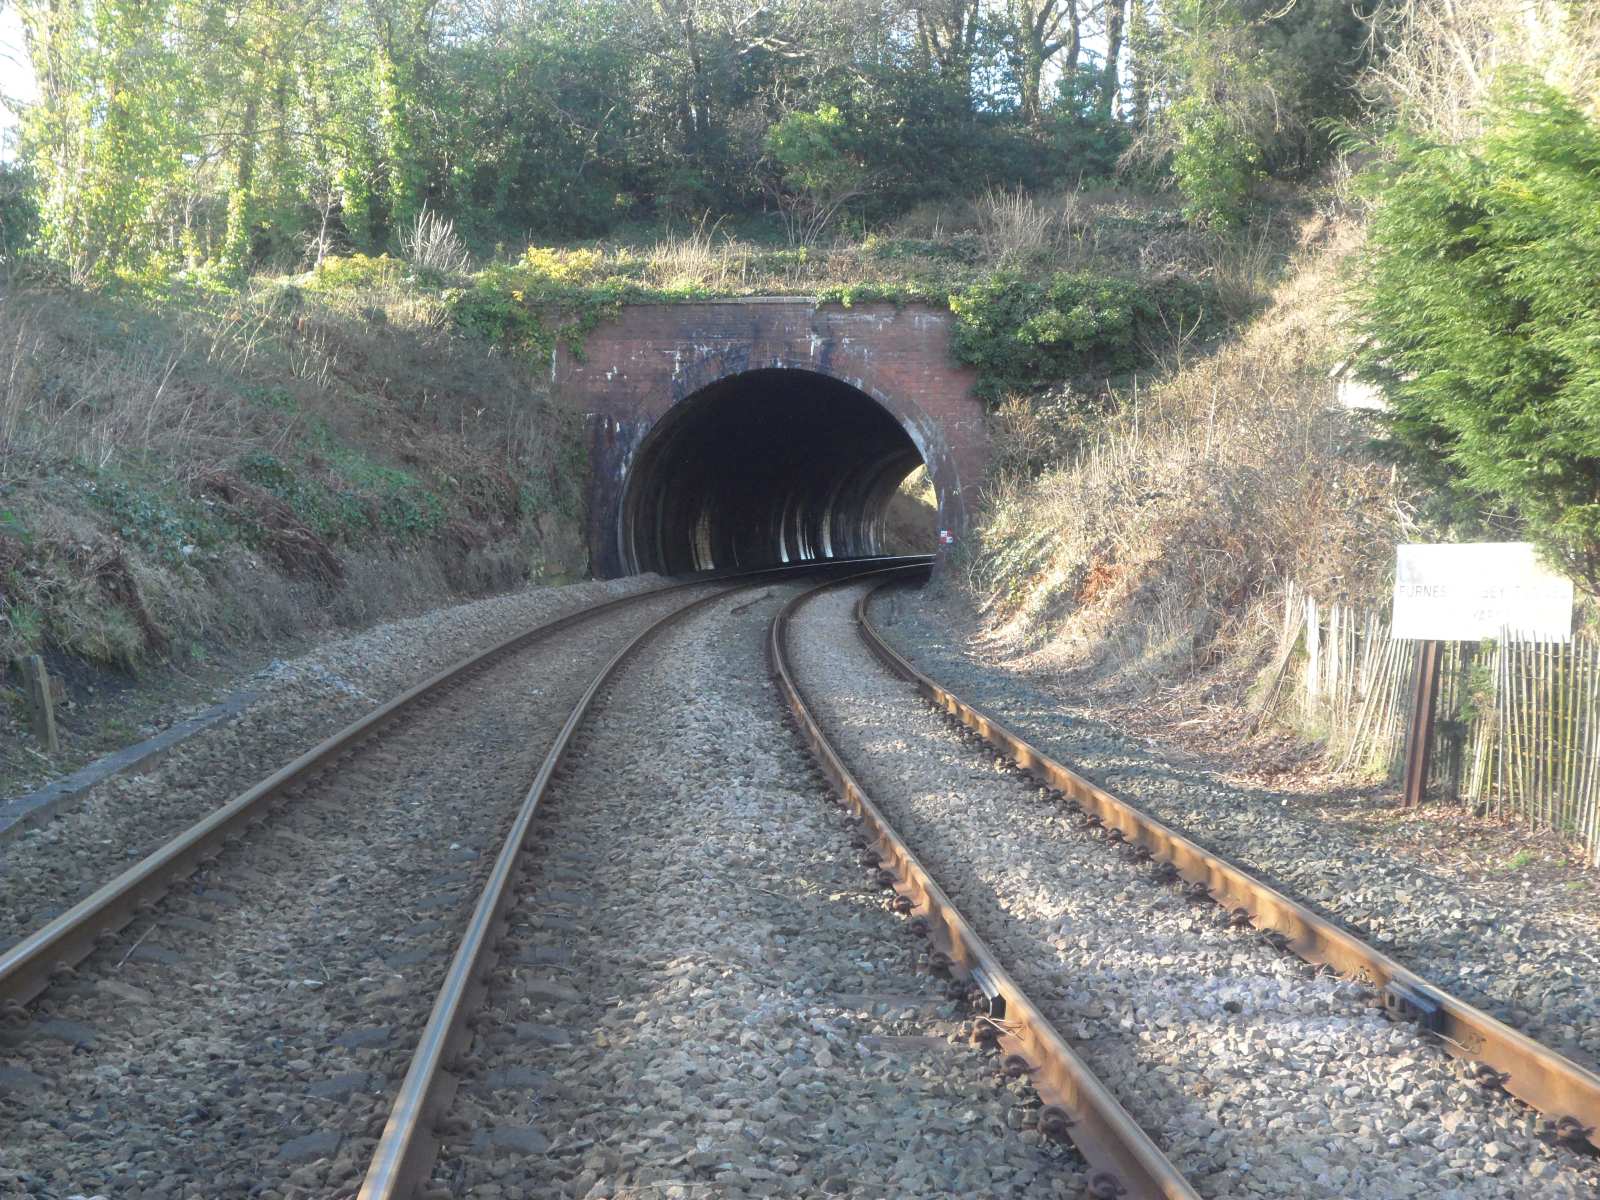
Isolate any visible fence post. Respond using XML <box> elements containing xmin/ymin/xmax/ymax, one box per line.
<box><xmin>1327</xmin><ymin>603</ymin><xmax>1341</xmax><ymax>708</ymax></box>
<box><xmin>1305</xmin><ymin>597</ymin><xmax>1321</xmax><ymax>706</ymax></box>
<box><xmin>15</xmin><ymin>654</ymin><xmax>61</xmax><ymax>755</ymax></box>
<box><xmin>1402</xmin><ymin>640</ymin><xmax>1442</xmax><ymax>807</ymax></box>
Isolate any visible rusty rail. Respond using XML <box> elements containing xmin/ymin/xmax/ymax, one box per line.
<box><xmin>857</xmin><ymin>573</ymin><xmax>1600</xmax><ymax>1155</ymax></box>
<box><xmin>357</xmin><ymin>581</ymin><xmax>770</xmax><ymax>1199</ymax></box>
<box><xmin>771</xmin><ymin>568</ymin><xmax>1200</xmax><ymax>1200</ymax></box>
<box><xmin>0</xmin><ymin>557</ymin><xmax>919</xmax><ymax>1011</ymax></box>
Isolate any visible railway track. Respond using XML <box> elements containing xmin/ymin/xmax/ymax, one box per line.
<box><xmin>852</xmin><ymin>574</ymin><xmax>1600</xmax><ymax>1149</ymax></box>
<box><xmin>5</xmin><ymin>556</ymin><xmax>1599</xmax><ymax>1198</ymax></box>
<box><xmin>777</xmin><ymin>570</ymin><xmax>1600</xmax><ymax>1197</ymax></box>
<box><xmin>0</xmin><ymin>562</ymin><xmax>906</xmax><ymax>1199</ymax></box>
<box><xmin>771</xmin><ymin>568</ymin><xmax>1197</xmax><ymax>1200</ymax></box>
<box><xmin>358</xmin><ymin>569</ymin><xmax>1082</xmax><ymax>1198</ymax></box>
<box><xmin>0</xmin><ymin>583</ymin><xmax>696</xmax><ymax>1008</ymax></box>
<box><xmin>0</xmin><ymin>559</ymin><xmax>918</xmax><ymax>1009</ymax></box>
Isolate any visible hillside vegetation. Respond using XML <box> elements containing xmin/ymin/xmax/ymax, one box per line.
<box><xmin>966</xmin><ymin>216</ymin><xmax>1402</xmax><ymax>686</ymax></box>
<box><xmin>0</xmin><ymin>265</ymin><xmax>586</xmax><ymax>677</ymax></box>
<box><xmin>0</xmin><ymin>170</ymin><xmax>1271</xmax><ymax>681</ymax></box>
<box><xmin>959</xmin><ymin>0</ymin><xmax>1600</xmax><ymax>718</ymax></box>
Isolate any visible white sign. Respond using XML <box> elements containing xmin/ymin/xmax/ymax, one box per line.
<box><xmin>1392</xmin><ymin>543</ymin><xmax>1572</xmax><ymax>642</ymax></box>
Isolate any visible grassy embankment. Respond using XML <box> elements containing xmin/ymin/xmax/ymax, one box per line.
<box><xmin>959</xmin><ymin>2</ymin><xmax>1600</xmax><ymax>775</ymax></box>
<box><xmin>0</xmin><ymin>254</ymin><xmax>591</xmax><ymax>778</ymax></box>
<box><xmin>958</xmin><ymin>204</ymin><xmax>1410</xmax><ymax>762</ymax></box>
<box><xmin>0</xmin><ymin>185</ymin><xmax>1267</xmax><ymax>773</ymax></box>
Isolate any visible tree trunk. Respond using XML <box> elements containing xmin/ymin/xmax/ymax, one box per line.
<box><xmin>224</xmin><ymin>89</ymin><xmax>260</xmax><ymax>269</ymax></box>
<box><xmin>1099</xmin><ymin>0</ymin><xmax>1126</xmax><ymax>119</ymax></box>
<box><xmin>1007</xmin><ymin>0</ymin><xmax>1073</xmax><ymax>125</ymax></box>
<box><xmin>1065</xmin><ymin>0</ymin><xmax>1081</xmax><ymax>77</ymax></box>
<box><xmin>1128</xmin><ymin>0</ymin><xmax>1151</xmax><ymax>127</ymax></box>
<box><xmin>916</xmin><ymin>0</ymin><xmax>977</xmax><ymax>103</ymax></box>
<box><xmin>1020</xmin><ymin>50</ymin><xmax>1045</xmax><ymax>123</ymax></box>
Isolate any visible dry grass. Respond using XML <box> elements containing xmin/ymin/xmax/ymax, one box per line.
<box><xmin>975</xmin><ymin>188</ymin><xmax>1063</xmax><ymax>264</ymax></box>
<box><xmin>888</xmin><ymin>186</ymin><xmax>1212</xmax><ymax>277</ymax></box>
<box><xmin>0</xmin><ymin>268</ymin><xmax>586</xmax><ymax>679</ymax></box>
<box><xmin>965</xmin><ymin>217</ymin><xmax>1408</xmax><ymax>691</ymax></box>
<box><xmin>504</xmin><ymin>185</ymin><xmax>1216</xmax><ymax>301</ymax></box>
<box><xmin>889</xmin><ymin>197</ymin><xmax>976</xmax><ymax>241</ymax></box>
<box><xmin>642</xmin><ymin>217</ymin><xmax>757</xmax><ymax>291</ymax></box>
<box><xmin>1368</xmin><ymin>0</ymin><xmax>1600</xmax><ymax>142</ymax></box>
<box><xmin>0</xmin><ymin>292</ymin><xmax>260</xmax><ymax>483</ymax></box>
<box><xmin>400</xmin><ymin>205</ymin><xmax>473</xmax><ymax>277</ymax></box>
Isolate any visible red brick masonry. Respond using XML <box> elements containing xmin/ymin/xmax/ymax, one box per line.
<box><xmin>554</xmin><ymin>299</ymin><xmax>988</xmax><ymax>577</ymax></box>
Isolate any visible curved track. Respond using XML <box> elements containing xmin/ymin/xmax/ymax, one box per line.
<box><xmin>357</xmin><ymin>582</ymin><xmax>750</xmax><ymax>1197</ymax></box>
<box><xmin>855</xmin><ymin>572</ymin><xmax>1600</xmax><ymax>1155</ymax></box>
<box><xmin>0</xmin><ymin>561</ymin><xmax>913</xmax><ymax>1200</ymax></box>
<box><xmin>771</xmin><ymin>567</ymin><xmax>1197</xmax><ymax>1200</ymax></box>
<box><xmin>5</xmin><ymin>555</ymin><xmax>1598</xmax><ymax>1200</ymax></box>
<box><xmin>0</xmin><ymin>559</ymin><xmax>919</xmax><ymax>1011</ymax></box>
<box><xmin>1</xmin><ymin>585</ymin><xmax>689</xmax><ymax>1010</ymax></box>
<box><xmin>0</xmin><ymin>582</ymin><xmax>740</xmax><ymax>1197</ymax></box>
<box><xmin>772</xmin><ymin>569</ymin><xmax>1600</xmax><ymax>1196</ymax></box>
<box><xmin>355</xmin><ymin>567</ymin><xmax>1084</xmax><ymax>1199</ymax></box>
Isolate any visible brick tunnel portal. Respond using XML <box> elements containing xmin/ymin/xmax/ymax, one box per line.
<box><xmin>558</xmin><ymin>299</ymin><xmax>987</xmax><ymax>579</ymax></box>
<box><xmin>618</xmin><ymin>368</ymin><xmax>928</xmax><ymax>575</ymax></box>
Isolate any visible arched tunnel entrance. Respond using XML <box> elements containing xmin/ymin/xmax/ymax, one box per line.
<box><xmin>619</xmin><ymin>368</ymin><xmax>933</xmax><ymax>575</ymax></box>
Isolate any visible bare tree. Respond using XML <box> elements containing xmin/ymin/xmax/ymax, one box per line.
<box><xmin>1126</xmin><ymin>0</ymin><xmax>1152</xmax><ymax>126</ymax></box>
<box><xmin>910</xmin><ymin>0</ymin><xmax>981</xmax><ymax>98</ymax></box>
<box><xmin>1365</xmin><ymin>0</ymin><xmax>1600</xmax><ymax>144</ymax></box>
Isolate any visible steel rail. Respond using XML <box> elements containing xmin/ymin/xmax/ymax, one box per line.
<box><xmin>0</xmin><ymin>556</ymin><xmax>920</xmax><ymax>1010</ymax></box>
<box><xmin>770</xmin><ymin>567</ymin><xmax>1200</xmax><ymax>1200</ymax></box>
<box><xmin>856</xmin><ymin>573</ymin><xmax>1600</xmax><ymax>1154</ymax></box>
<box><xmin>357</xmin><ymin>579</ymin><xmax>771</xmax><ymax>1199</ymax></box>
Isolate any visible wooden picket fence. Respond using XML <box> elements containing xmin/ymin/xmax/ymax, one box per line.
<box><xmin>1255</xmin><ymin>581</ymin><xmax>1600</xmax><ymax>864</ymax></box>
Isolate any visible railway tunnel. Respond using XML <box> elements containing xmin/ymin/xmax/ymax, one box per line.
<box><xmin>556</xmin><ymin>299</ymin><xmax>989</xmax><ymax>578</ymax></box>
<box><xmin>618</xmin><ymin>368</ymin><xmax>929</xmax><ymax>575</ymax></box>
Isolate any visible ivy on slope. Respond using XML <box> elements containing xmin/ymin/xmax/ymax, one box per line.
<box><xmin>949</xmin><ymin>272</ymin><xmax>1222</xmax><ymax>401</ymax></box>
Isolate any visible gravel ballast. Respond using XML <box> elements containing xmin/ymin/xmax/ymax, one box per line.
<box><xmin>0</xmin><ymin>584</ymin><xmax>713</xmax><ymax>1200</ymax></box>
<box><xmin>0</xmin><ymin>575</ymin><xmax>664</xmax><ymax>950</ymax></box>
<box><xmin>868</xmin><ymin>586</ymin><xmax>1600</xmax><ymax>1072</ymax></box>
<box><xmin>789</xmin><ymin>582</ymin><xmax>1599</xmax><ymax>1199</ymax></box>
<box><xmin>426</xmin><ymin>583</ymin><xmax>1080</xmax><ymax>1200</ymax></box>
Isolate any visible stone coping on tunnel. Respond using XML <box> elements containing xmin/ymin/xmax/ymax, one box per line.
<box><xmin>682</xmin><ymin>295</ymin><xmax>820</xmax><ymax>305</ymax></box>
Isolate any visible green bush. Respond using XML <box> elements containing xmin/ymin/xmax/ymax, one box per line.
<box><xmin>447</xmin><ymin>251</ymin><xmax>640</xmax><ymax>359</ymax></box>
<box><xmin>237</xmin><ymin>451</ymin><xmax>368</xmax><ymax>541</ymax></box>
<box><xmin>237</xmin><ymin>449</ymin><xmax>445</xmax><ymax>542</ymax></box>
<box><xmin>81</xmin><ymin>473</ymin><xmax>217</xmax><ymax>567</ymax></box>
<box><xmin>1169</xmin><ymin>97</ymin><xmax>1262</xmax><ymax>228</ymax></box>
<box><xmin>1355</xmin><ymin>80</ymin><xmax>1600</xmax><ymax>592</ymax></box>
<box><xmin>308</xmin><ymin>254</ymin><xmax>404</xmax><ymax>292</ymax></box>
<box><xmin>322</xmin><ymin>450</ymin><xmax>446</xmax><ymax>540</ymax></box>
<box><xmin>950</xmin><ymin>271</ymin><xmax>1220</xmax><ymax>401</ymax></box>
<box><xmin>865</xmin><ymin>235</ymin><xmax>981</xmax><ymax>265</ymax></box>
<box><xmin>449</xmin><ymin>276</ymin><xmax>554</xmax><ymax>357</ymax></box>
<box><xmin>0</xmin><ymin>163</ymin><xmax>40</xmax><ymax>262</ymax></box>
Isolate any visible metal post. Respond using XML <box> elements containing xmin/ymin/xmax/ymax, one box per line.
<box><xmin>1402</xmin><ymin>639</ymin><xmax>1442</xmax><ymax>807</ymax></box>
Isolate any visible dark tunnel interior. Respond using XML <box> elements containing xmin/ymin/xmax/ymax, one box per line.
<box><xmin>619</xmin><ymin>369</ymin><xmax>932</xmax><ymax>575</ymax></box>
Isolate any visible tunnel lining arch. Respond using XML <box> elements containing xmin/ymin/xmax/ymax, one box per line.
<box><xmin>617</xmin><ymin>365</ymin><xmax>932</xmax><ymax>576</ymax></box>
